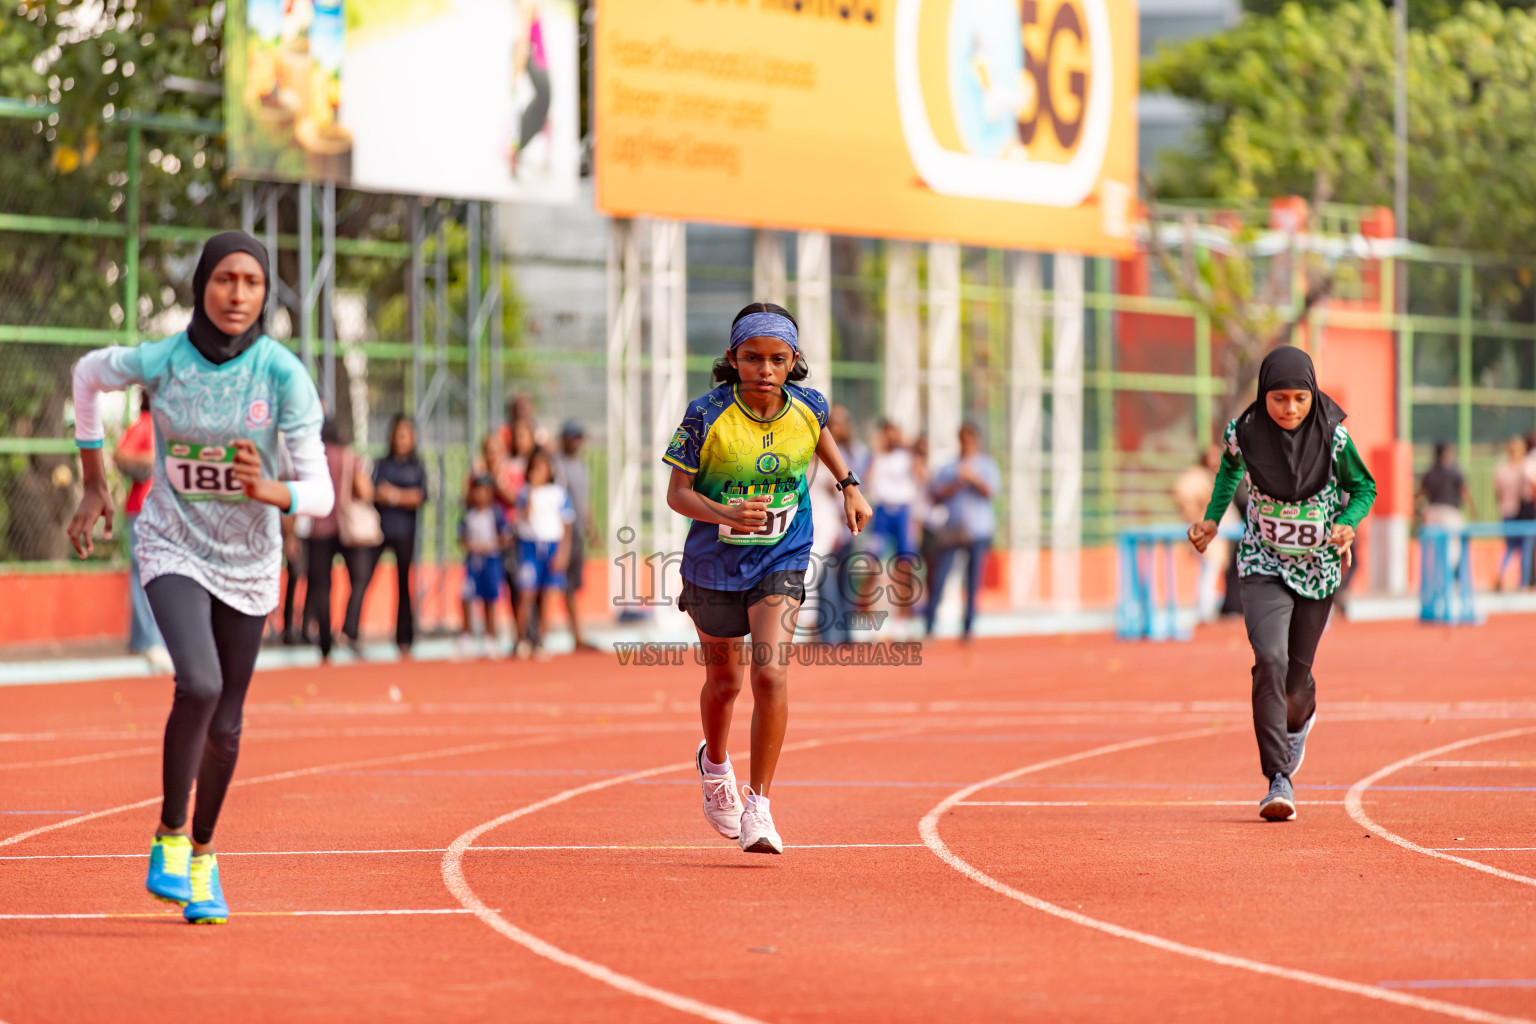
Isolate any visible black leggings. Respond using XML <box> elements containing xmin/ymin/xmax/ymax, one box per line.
<box><xmin>145</xmin><ymin>575</ymin><xmax>266</xmax><ymax>845</ymax></box>
<box><xmin>307</xmin><ymin>535</ymin><xmax>372</xmax><ymax>657</ymax></box>
<box><xmin>1240</xmin><ymin>574</ymin><xmax>1333</xmax><ymax>781</ymax></box>
<box><xmin>370</xmin><ymin>533</ymin><xmax>416</xmax><ymax>648</ymax></box>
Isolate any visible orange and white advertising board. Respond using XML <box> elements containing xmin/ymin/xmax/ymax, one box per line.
<box><xmin>596</xmin><ymin>0</ymin><xmax>1138</xmax><ymax>254</ymax></box>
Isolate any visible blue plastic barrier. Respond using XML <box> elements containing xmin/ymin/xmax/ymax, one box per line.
<box><xmin>1419</xmin><ymin>520</ymin><xmax>1536</xmax><ymax>625</ymax></box>
<box><xmin>1116</xmin><ymin>523</ymin><xmax>1242</xmax><ymax>641</ymax></box>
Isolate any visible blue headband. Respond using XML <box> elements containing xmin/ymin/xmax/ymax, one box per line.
<box><xmin>730</xmin><ymin>311</ymin><xmax>798</xmax><ymax>352</ymax></box>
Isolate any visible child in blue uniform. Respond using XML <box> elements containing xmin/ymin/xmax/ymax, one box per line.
<box><xmin>460</xmin><ymin>475</ymin><xmax>511</xmax><ymax>658</ymax></box>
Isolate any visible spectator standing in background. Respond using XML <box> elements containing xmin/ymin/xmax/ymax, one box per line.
<box><xmin>114</xmin><ymin>389</ymin><xmax>170</xmax><ymax>671</ymax></box>
<box><xmin>513</xmin><ymin>448</ymin><xmax>574</xmax><ymax>661</ymax></box>
<box><xmin>1526</xmin><ymin>430</ymin><xmax>1536</xmax><ymax>586</ymax></box>
<box><xmin>307</xmin><ymin>419</ymin><xmax>375</xmax><ymax>663</ymax></box>
<box><xmin>809</xmin><ymin>405</ymin><xmax>857</xmax><ymax>644</ymax></box>
<box><xmin>553</xmin><ymin>419</ymin><xmax>599</xmax><ymax>651</ymax></box>
<box><xmin>1420</xmin><ymin>441</ymin><xmax>1474</xmax><ymax>523</ymax></box>
<box><xmin>369</xmin><ymin>414</ymin><xmax>428</xmax><ymax>657</ymax></box>
<box><xmin>1419</xmin><ymin>441</ymin><xmax>1475</xmax><ymax>579</ymax></box>
<box><xmin>924</xmin><ymin>424</ymin><xmax>1001</xmax><ymax>642</ymax></box>
<box><xmin>459</xmin><ymin>475</ymin><xmax>511</xmax><ymax>659</ymax></box>
<box><xmin>1173</xmin><ymin>445</ymin><xmax>1235</xmax><ymax>622</ymax></box>
<box><xmin>1494</xmin><ymin>434</ymin><xmax>1535</xmax><ymax>591</ymax></box>
<box><xmin>864</xmin><ymin>420</ymin><xmax>921</xmax><ymax>630</ymax></box>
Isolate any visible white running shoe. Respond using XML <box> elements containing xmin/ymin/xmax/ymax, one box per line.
<box><xmin>737</xmin><ymin>786</ymin><xmax>782</xmax><ymax>855</ymax></box>
<box><xmin>696</xmin><ymin>741</ymin><xmax>743</xmax><ymax>840</ymax></box>
<box><xmin>1286</xmin><ymin>711</ymin><xmax>1317</xmax><ymax>777</ymax></box>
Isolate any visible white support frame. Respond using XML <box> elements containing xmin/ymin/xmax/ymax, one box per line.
<box><xmin>1051</xmin><ymin>252</ymin><xmax>1085</xmax><ymax>610</ymax></box>
<box><xmin>884</xmin><ymin>241</ymin><xmax>921</xmax><ymax>437</ymax></box>
<box><xmin>795</xmin><ymin>231</ymin><xmax>832</xmax><ymax>402</ymax></box>
<box><xmin>1009</xmin><ymin>252</ymin><xmax>1045</xmax><ymax>609</ymax></box>
<box><xmin>650</xmin><ymin>219</ymin><xmax>688</xmax><ymax>616</ymax></box>
<box><xmin>927</xmin><ymin>241</ymin><xmax>963</xmax><ymax>469</ymax></box>
<box><xmin>753</xmin><ymin>230</ymin><xmax>789</xmax><ymax>307</ymax></box>
<box><xmin>607</xmin><ymin>219</ymin><xmax>643</xmax><ymax>608</ymax></box>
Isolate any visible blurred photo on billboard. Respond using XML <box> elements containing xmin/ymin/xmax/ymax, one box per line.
<box><xmin>228</xmin><ymin>0</ymin><xmax>579</xmax><ymax>203</ymax></box>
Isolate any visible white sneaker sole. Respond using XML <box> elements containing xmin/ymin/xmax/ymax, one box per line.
<box><xmin>739</xmin><ymin>833</ymin><xmax>782</xmax><ymax>855</ymax></box>
<box><xmin>1259</xmin><ymin>797</ymin><xmax>1297</xmax><ymax>822</ymax></box>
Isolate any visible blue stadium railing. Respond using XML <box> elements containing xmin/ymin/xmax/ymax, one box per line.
<box><xmin>1420</xmin><ymin>521</ymin><xmax>1536</xmax><ymax>625</ymax></box>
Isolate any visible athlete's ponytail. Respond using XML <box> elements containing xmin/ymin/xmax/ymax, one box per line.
<box><xmin>713</xmin><ymin>301</ymin><xmax>810</xmax><ymax>385</ymax></box>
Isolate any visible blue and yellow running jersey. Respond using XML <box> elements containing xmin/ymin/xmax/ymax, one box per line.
<box><xmin>663</xmin><ymin>382</ymin><xmax>830</xmax><ymax>590</ymax></box>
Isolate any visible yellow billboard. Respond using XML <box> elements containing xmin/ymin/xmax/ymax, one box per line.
<box><xmin>595</xmin><ymin>0</ymin><xmax>1138</xmax><ymax>254</ymax></box>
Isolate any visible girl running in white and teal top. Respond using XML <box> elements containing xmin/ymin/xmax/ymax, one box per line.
<box><xmin>67</xmin><ymin>231</ymin><xmax>334</xmax><ymax>923</ymax></box>
<box><xmin>1188</xmin><ymin>346</ymin><xmax>1375</xmax><ymax>822</ymax></box>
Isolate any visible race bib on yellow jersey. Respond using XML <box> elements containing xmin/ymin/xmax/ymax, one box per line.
<box><xmin>165</xmin><ymin>441</ymin><xmax>247</xmax><ymax>502</ymax></box>
<box><xmin>718</xmin><ymin>492</ymin><xmax>798</xmax><ymax>546</ymax></box>
<box><xmin>1254</xmin><ymin>499</ymin><xmax>1329</xmax><ymax>555</ymax></box>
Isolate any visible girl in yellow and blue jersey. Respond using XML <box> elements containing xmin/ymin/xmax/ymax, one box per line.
<box><xmin>664</xmin><ymin>302</ymin><xmax>872</xmax><ymax>854</ymax></box>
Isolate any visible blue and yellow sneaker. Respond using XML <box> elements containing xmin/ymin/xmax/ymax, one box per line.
<box><xmin>146</xmin><ymin>834</ymin><xmax>193</xmax><ymax>905</ymax></box>
<box><xmin>183</xmin><ymin>853</ymin><xmax>229</xmax><ymax>924</ymax></box>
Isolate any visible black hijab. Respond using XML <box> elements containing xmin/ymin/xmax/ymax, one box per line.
<box><xmin>1233</xmin><ymin>346</ymin><xmax>1346</xmax><ymax>503</ymax></box>
<box><xmin>187</xmin><ymin>231</ymin><xmax>270</xmax><ymax>365</ymax></box>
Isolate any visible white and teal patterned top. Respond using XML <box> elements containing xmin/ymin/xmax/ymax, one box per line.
<box><xmin>73</xmin><ymin>333</ymin><xmax>333</xmax><ymax>616</ymax></box>
<box><xmin>1205</xmin><ymin>419</ymin><xmax>1378</xmax><ymax>600</ymax></box>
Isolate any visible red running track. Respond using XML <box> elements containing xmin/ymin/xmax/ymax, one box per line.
<box><xmin>2</xmin><ymin>617</ymin><xmax>1536</xmax><ymax>1023</ymax></box>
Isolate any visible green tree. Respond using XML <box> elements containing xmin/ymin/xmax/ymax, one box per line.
<box><xmin>1144</xmin><ymin>0</ymin><xmax>1536</xmax><ymax>256</ymax></box>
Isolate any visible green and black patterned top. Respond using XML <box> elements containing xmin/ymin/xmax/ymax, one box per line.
<box><xmin>1204</xmin><ymin>419</ymin><xmax>1377</xmax><ymax>599</ymax></box>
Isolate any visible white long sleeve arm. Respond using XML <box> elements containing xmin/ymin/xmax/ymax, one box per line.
<box><xmin>72</xmin><ymin>347</ymin><xmax>142</xmax><ymax>448</ymax></box>
<box><xmin>283</xmin><ymin>429</ymin><xmax>334</xmax><ymax>518</ymax></box>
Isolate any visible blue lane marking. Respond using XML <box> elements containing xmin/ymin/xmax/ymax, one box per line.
<box><xmin>1379</xmin><ymin>980</ymin><xmax>1536</xmax><ymax>989</ymax></box>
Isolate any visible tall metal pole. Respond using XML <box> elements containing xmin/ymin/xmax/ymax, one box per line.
<box><xmin>467</xmin><ymin>201</ymin><xmax>482</xmax><ymax>449</ymax></box>
<box><xmin>321</xmin><ymin>181</ymin><xmax>337</xmax><ymax>415</ymax></box>
<box><xmin>487</xmin><ymin>204</ymin><xmax>504</xmax><ymax>438</ymax></box>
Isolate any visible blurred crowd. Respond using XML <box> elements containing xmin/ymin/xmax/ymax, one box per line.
<box><xmin>113</xmin><ymin>391</ymin><xmax>597</xmax><ymax>665</ymax></box>
<box><xmin>809</xmin><ymin>405</ymin><xmax>1001</xmax><ymax>643</ymax></box>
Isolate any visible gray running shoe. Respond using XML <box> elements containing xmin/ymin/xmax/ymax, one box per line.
<box><xmin>1259</xmin><ymin>773</ymin><xmax>1297</xmax><ymax>821</ymax></box>
<box><xmin>1285</xmin><ymin>711</ymin><xmax>1317</xmax><ymax>777</ymax></box>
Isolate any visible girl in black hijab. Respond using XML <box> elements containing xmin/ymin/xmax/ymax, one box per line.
<box><xmin>1188</xmin><ymin>345</ymin><xmax>1376</xmax><ymax>823</ymax></box>
<box><xmin>67</xmin><ymin>229</ymin><xmax>333</xmax><ymax>924</ymax></box>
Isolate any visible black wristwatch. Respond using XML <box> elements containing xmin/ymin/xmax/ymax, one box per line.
<box><xmin>835</xmin><ymin>471</ymin><xmax>861</xmax><ymax>491</ymax></box>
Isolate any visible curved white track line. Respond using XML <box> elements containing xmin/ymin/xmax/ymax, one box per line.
<box><xmin>442</xmin><ymin>728</ymin><xmax>920</xmax><ymax>1024</ymax></box>
<box><xmin>1346</xmin><ymin>726</ymin><xmax>1536</xmax><ymax>889</ymax></box>
<box><xmin>0</xmin><ymin>734</ymin><xmax>569</xmax><ymax>848</ymax></box>
<box><xmin>921</xmin><ymin>728</ymin><xmax>1534</xmax><ymax>1024</ymax></box>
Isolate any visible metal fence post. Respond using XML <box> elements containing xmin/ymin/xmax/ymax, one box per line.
<box><xmin>124</xmin><ymin>125</ymin><xmax>141</xmax><ymax>344</ymax></box>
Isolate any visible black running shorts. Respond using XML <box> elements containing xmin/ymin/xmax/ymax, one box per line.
<box><xmin>678</xmin><ymin>569</ymin><xmax>806</xmax><ymax>639</ymax></box>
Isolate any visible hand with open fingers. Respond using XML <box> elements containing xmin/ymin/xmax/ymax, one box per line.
<box><xmin>232</xmin><ymin>438</ymin><xmax>264</xmax><ymax>499</ymax></box>
<box><xmin>1330</xmin><ymin>523</ymin><xmax>1355</xmax><ymax>553</ymax></box>
<box><xmin>66</xmin><ymin>479</ymin><xmax>114</xmax><ymax>559</ymax></box>
<box><xmin>1187</xmin><ymin>519</ymin><xmax>1218</xmax><ymax>553</ymax></box>
<box><xmin>844</xmin><ymin>488</ymin><xmax>873</xmax><ymax>535</ymax></box>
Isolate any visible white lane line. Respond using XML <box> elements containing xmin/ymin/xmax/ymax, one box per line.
<box><xmin>1432</xmin><ymin>848</ymin><xmax>1536</xmax><ymax>852</ymax></box>
<box><xmin>0</xmin><ymin>734</ymin><xmax>569</xmax><ymax>849</ymax></box>
<box><xmin>0</xmin><ymin>746</ymin><xmax>159</xmax><ymax>771</ymax></box>
<box><xmin>441</xmin><ymin>726</ymin><xmax>922</xmax><ymax>1024</ymax></box>
<box><xmin>0</xmin><ymin>843</ymin><xmax>925</xmax><ymax>861</ymax></box>
<box><xmin>956</xmin><ymin>799</ymin><xmax>1347</xmax><ymax>807</ymax></box>
<box><xmin>1345</xmin><ymin>727</ymin><xmax>1536</xmax><ymax>891</ymax></box>
<box><xmin>920</xmin><ymin>728</ymin><xmax>1535</xmax><ymax>1024</ymax></box>
<box><xmin>0</xmin><ymin>908</ymin><xmax>475</xmax><ymax>920</ymax></box>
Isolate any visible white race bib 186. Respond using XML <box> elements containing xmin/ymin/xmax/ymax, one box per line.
<box><xmin>1254</xmin><ymin>499</ymin><xmax>1329</xmax><ymax>555</ymax></box>
<box><xmin>165</xmin><ymin>441</ymin><xmax>246</xmax><ymax>502</ymax></box>
<box><xmin>718</xmin><ymin>491</ymin><xmax>798</xmax><ymax>546</ymax></box>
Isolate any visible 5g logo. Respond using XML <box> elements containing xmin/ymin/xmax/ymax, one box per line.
<box><xmin>1018</xmin><ymin>0</ymin><xmax>1090</xmax><ymax>152</ymax></box>
<box><xmin>894</xmin><ymin>0</ymin><xmax>1116</xmax><ymax>208</ymax></box>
